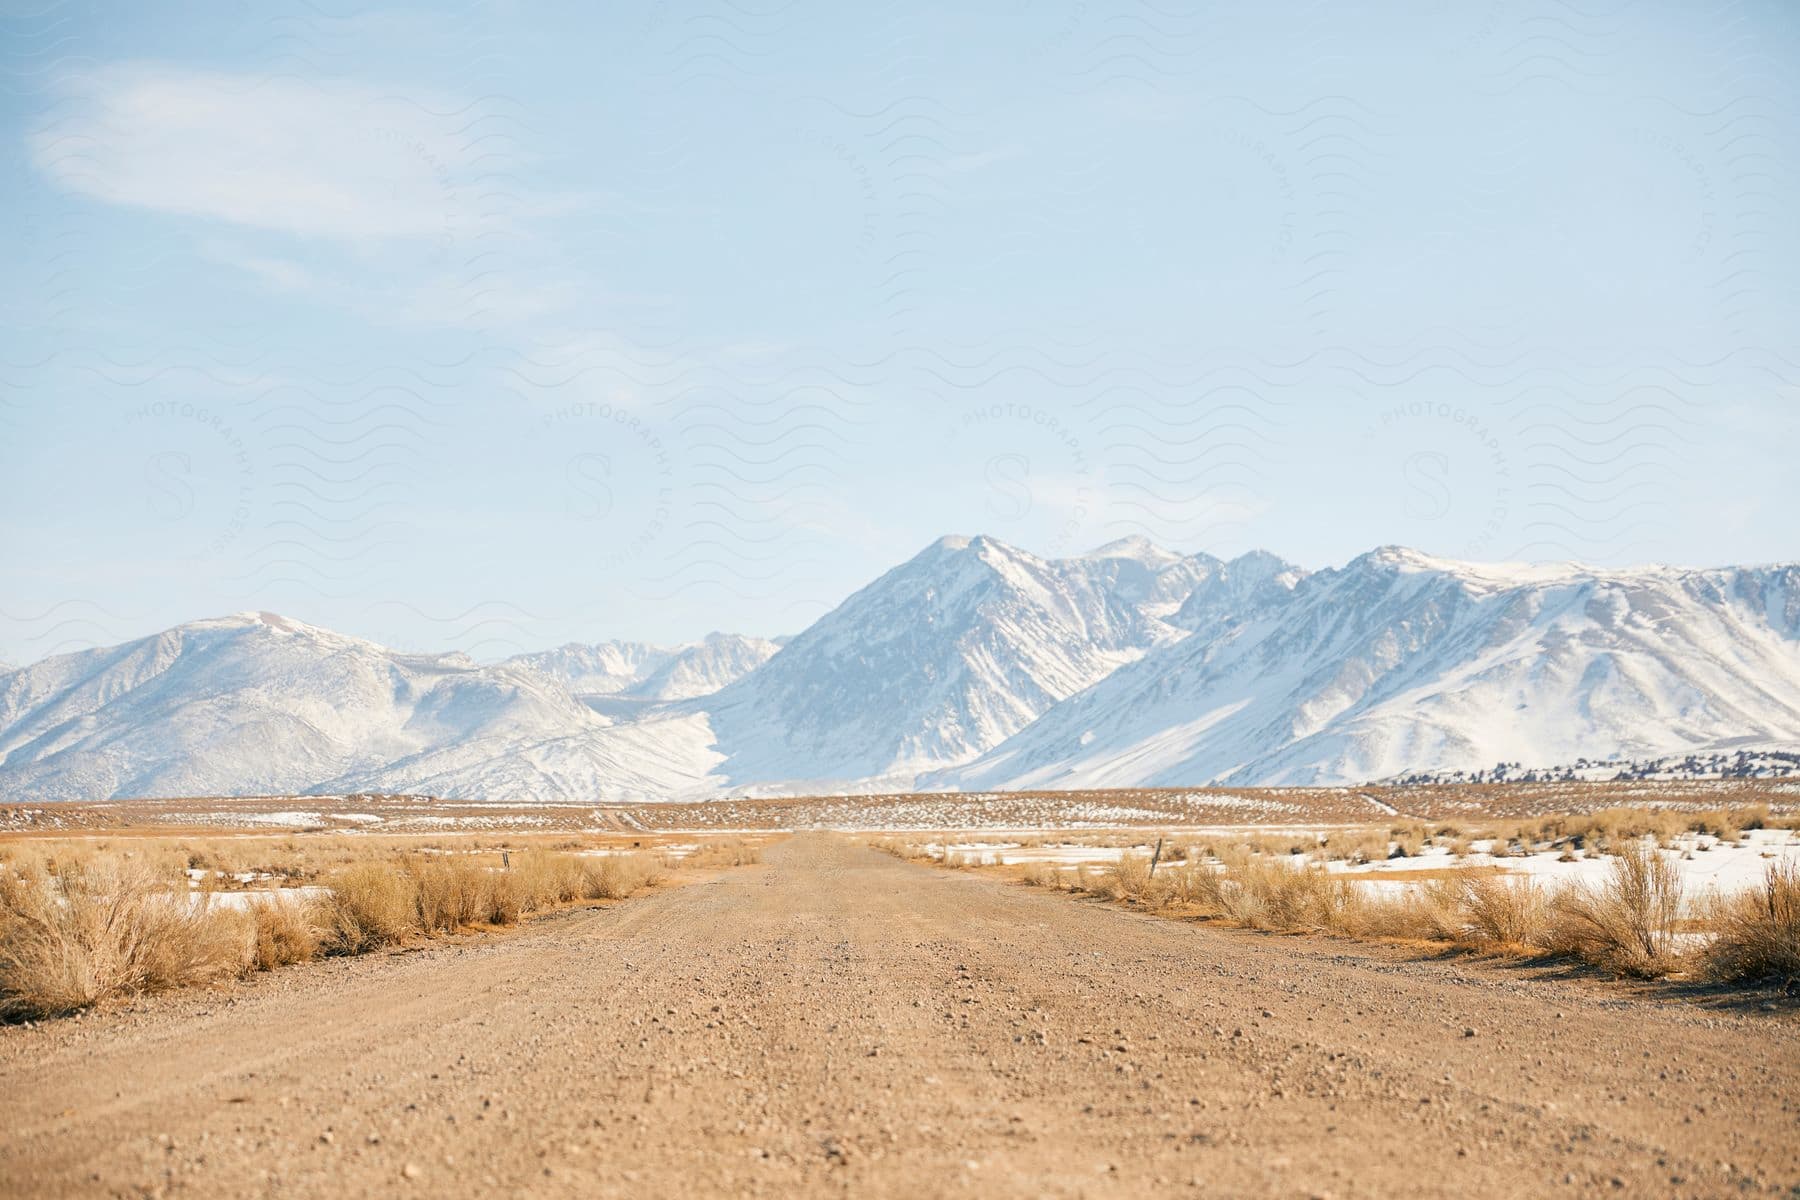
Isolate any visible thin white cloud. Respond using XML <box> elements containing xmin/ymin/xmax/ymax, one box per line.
<box><xmin>30</xmin><ymin>63</ymin><xmax>508</xmax><ymax>241</ymax></box>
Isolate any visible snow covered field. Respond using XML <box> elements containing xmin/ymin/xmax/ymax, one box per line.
<box><xmin>923</xmin><ymin>827</ymin><xmax>1800</xmax><ymax>898</ymax></box>
<box><xmin>1333</xmin><ymin>828</ymin><xmax>1799</xmax><ymax>898</ymax></box>
<box><xmin>185</xmin><ymin>885</ymin><xmax>330</xmax><ymax>911</ymax></box>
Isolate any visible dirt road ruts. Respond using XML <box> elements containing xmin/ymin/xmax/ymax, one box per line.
<box><xmin>1</xmin><ymin>837</ymin><xmax>1794</xmax><ymax>1198</ymax></box>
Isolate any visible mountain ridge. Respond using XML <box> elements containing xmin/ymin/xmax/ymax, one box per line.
<box><xmin>2</xmin><ymin>540</ymin><xmax>1795</xmax><ymax>802</ymax></box>
<box><xmin>930</xmin><ymin>549</ymin><xmax>1800</xmax><ymax>791</ymax></box>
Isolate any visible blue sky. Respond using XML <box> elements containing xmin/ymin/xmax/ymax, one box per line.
<box><xmin>2</xmin><ymin>0</ymin><xmax>1797</xmax><ymax>663</ymax></box>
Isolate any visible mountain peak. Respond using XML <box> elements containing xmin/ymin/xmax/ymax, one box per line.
<box><xmin>901</xmin><ymin>534</ymin><xmax>1047</xmax><ymax>587</ymax></box>
<box><xmin>1227</xmin><ymin>549</ymin><xmax>1295</xmax><ymax>571</ymax></box>
<box><xmin>1349</xmin><ymin>546</ymin><xmax>1622</xmax><ymax>590</ymax></box>
<box><xmin>700</xmin><ymin>528</ymin><xmax>1181</xmax><ymax>786</ymax></box>
<box><xmin>195</xmin><ymin>610</ymin><xmax>353</xmax><ymax>644</ymax></box>
<box><xmin>1079</xmin><ymin>535</ymin><xmax>1183</xmax><ymax>566</ymax></box>
<box><xmin>941</xmin><ymin>545</ymin><xmax>1800</xmax><ymax>793</ymax></box>
<box><xmin>1362</xmin><ymin>545</ymin><xmax>1448</xmax><ymax>571</ymax></box>
<box><xmin>7</xmin><ymin>539</ymin><xmax>1797</xmax><ymax>804</ymax></box>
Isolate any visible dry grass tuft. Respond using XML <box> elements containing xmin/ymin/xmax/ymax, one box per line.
<box><xmin>1702</xmin><ymin>860</ymin><xmax>1799</xmax><ymax>986</ymax></box>
<box><xmin>1321</xmin><ymin>829</ymin><xmax>1389</xmax><ymax>864</ymax></box>
<box><xmin>1339</xmin><ymin>881</ymin><xmax>1462</xmax><ymax>942</ymax></box>
<box><xmin>1210</xmin><ymin>851</ymin><xmax>1353</xmax><ymax>931</ymax></box>
<box><xmin>0</xmin><ymin>860</ymin><xmax>250</xmax><ymax>1018</ymax></box>
<box><xmin>512</xmin><ymin>850</ymin><xmax>581</xmax><ymax>911</ymax></box>
<box><xmin>0</xmin><ymin>834</ymin><xmax>698</xmax><ymax>1020</ymax></box>
<box><xmin>583</xmin><ymin>852</ymin><xmax>664</xmax><ymax>900</ymax></box>
<box><xmin>1456</xmin><ymin>876</ymin><xmax>1548</xmax><ymax>949</ymax></box>
<box><xmin>1388</xmin><ymin>824</ymin><xmax>1428</xmax><ymax>859</ymax></box>
<box><xmin>1544</xmin><ymin>841</ymin><xmax>1684</xmax><ymax>977</ymax></box>
<box><xmin>249</xmin><ymin>896</ymin><xmax>322</xmax><ymax>971</ymax></box>
<box><xmin>323</xmin><ymin>862</ymin><xmax>420</xmax><ymax>954</ymax></box>
<box><xmin>686</xmin><ymin>839</ymin><xmax>762</xmax><ymax>868</ymax></box>
<box><xmin>1103</xmin><ymin>854</ymin><xmax>1153</xmax><ymax>901</ymax></box>
<box><xmin>411</xmin><ymin>856</ymin><xmax>493</xmax><ymax>932</ymax></box>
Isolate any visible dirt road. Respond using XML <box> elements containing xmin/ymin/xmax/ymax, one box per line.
<box><xmin>2</xmin><ymin>838</ymin><xmax>1794</xmax><ymax>1198</ymax></box>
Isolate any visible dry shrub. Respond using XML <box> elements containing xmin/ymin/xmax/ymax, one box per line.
<box><xmin>485</xmin><ymin>868</ymin><xmax>526</xmax><ymax>925</ymax></box>
<box><xmin>411</xmin><ymin>856</ymin><xmax>492</xmax><ymax>932</ymax></box>
<box><xmin>1702</xmin><ymin>860</ymin><xmax>1799</xmax><ymax>986</ymax></box>
<box><xmin>134</xmin><ymin>899</ymin><xmax>250</xmax><ymax>997</ymax></box>
<box><xmin>1322</xmin><ymin>829</ymin><xmax>1388</xmax><ymax>864</ymax></box>
<box><xmin>1341</xmin><ymin>881</ymin><xmax>1462</xmax><ymax>941</ymax></box>
<box><xmin>583</xmin><ymin>852</ymin><xmax>663</xmax><ymax>901</ymax></box>
<box><xmin>1160</xmin><ymin>863</ymin><xmax>1208</xmax><ymax>907</ymax></box>
<box><xmin>0</xmin><ymin>839</ymin><xmax>679</xmax><ymax>1019</ymax></box>
<box><xmin>1388</xmin><ymin>824</ymin><xmax>1427</xmax><ymax>859</ymax></box>
<box><xmin>1202</xmin><ymin>861</ymin><xmax>1558</xmax><ymax>954</ymax></box>
<box><xmin>1212</xmin><ymin>851</ymin><xmax>1353</xmax><ymax>931</ymax></box>
<box><xmin>250</xmin><ymin>896</ymin><xmax>321</xmax><ymax>971</ymax></box>
<box><xmin>1545</xmin><ymin>841</ymin><xmax>1684</xmax><ymax>977</ymax></box>
<box><xmin>1690</xmin><ymin>808</ymin><xmax>1748</xmax><ymax>841</ymax></box>
<box><xmin>406</xmin><ymin>851</ymin><xmax>596</xmax><ymax>931</ymax></box>
<box><xmin>1104</xmin><ymin>854</ymin><xmax>1152</xmax><ymax>901</ymax></box>
<box><xmin>868</xmin><ymin>838</ymin><xmax>928</xmax><ymax>861</ymax></box>
<box><xmin>0</xmin><ymin>860</ymin><xmax>250</xmax><ymax>1018</ymax></box>
<box><xmin>1491</xmin><ymin>807</ymin><xmax>1769</xmax><ymax>860</ymax></box>
<box><xmin>686</xmin><ymin>839</ymin><xmax>761</xmax><ymax>868</ymax></box>
<box><xmin>1141</xmin><ymin>874</ymin><xmax>1177</xmax><ymax>909</ymax></box>
<box><xmin>513</xmin><ymin>850</ymin><xmax>580</xmax><ymax>911</ymax></box>
<box><xmin>324</xmin><ymin>862</ymin><xmax>420</xmax><ymax>953</ymax></box>
<box><xmin>1185</xmin><ymin>862</ymin><xmax>1231</xmax><ymax>911</ymax></box>
<box><xmin>1239</xmin><ymin>833</ymin><xmax>1302</xmax><ymax>858</ymax></box>
<box><xmin>1456</xmin><ymin>876</ymin><xmax>1548</xmax><ymax>948</ymax></box>
<box><xmin>1020</xmin><ymin>862</ymin><xmax>1054</xmax><ymax>888</ymax></box>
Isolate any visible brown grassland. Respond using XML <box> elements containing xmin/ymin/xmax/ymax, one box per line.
<box><xmin>876</xmin><ymin>802</ymin><xmax>1800</xmax><ymax>989</ymax></box>
<box><xmin>0</xmin><ymin>831</ymin><xmax>766</xmax><ymax>1019</ymax></box>
<box><xmin>5</xmin><ymin>787</ymin><xmax>1797</xmax><ymax>1020</ymax></box>
<box><xmin>0</xmin><ymin>804</ymin><xmax>1794</xmax><ymax>1199</ymax></box>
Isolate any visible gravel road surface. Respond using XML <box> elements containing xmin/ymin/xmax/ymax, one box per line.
<box><xmin>2</xmin><ymin>837</ymin><xmax>1794</xmax><ymax>1198</ymax></box>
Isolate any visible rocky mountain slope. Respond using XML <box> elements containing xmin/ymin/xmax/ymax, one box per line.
<box><xmin>503</xmin><ymin>633</ymin><xmax>782</xmax><ymax>702</ymax></box>
<box><xmin>931</xmin><ymin>548</ymin><xmax>1800</xmax><ymax>790</ymax></box>
<box><xmin>684</xmin><ymin>534</ymin><xmax>1206</xmax><ymax>791</ymax></box>
<box><xmin>0</xmin><ymin>613</ymin><xmax>615</xmax><ymax>802</ymax></box>
<box><xmin>2</xmin><ymin>541</ymin><xmax>1795</xmax><ymax>802</ymax></box>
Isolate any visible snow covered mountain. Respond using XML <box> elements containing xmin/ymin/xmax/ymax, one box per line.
<box><xmin>685</xmin><ymin>534</ymin><xmax>1198</xmax><ymax>791</ymax></box>
<box><xmin>1166</xmin><ymin>549</ymin><xmax>1308</xmax><ymax>633</ymax></box>
<box><xmin>0</xmin><ymin>613</ymin><xmax>617</xmax><ymax>802</ymax></box>
<box><xmin>0</xmin><ymin>536</ymin><xmax>1218</xmax><ymax>801</ymax></box>
<box><xmin>629</xmin><ymin>633</ymin><xmax>787</xmax><ymax>701</ymax></box>
<box><xmin>930</xmin><ymin>548</ymin><xmax>1800</xmax><ymax>791</ymax></box>
<box><xmin>2</xmin><ymin>540</ymin><xmax>1796</xmax><ymax>803</ymax></box>
<box><xmin>1075</xmin><ymin>536</ymin><xmax>1227</xmax><ymax>620</ymax></box>
<box><xmin>500</xmin><ymin>640</ymin><xmax>673</xmax><ymax>696</ymax></box>
<box><xmin>503</xmin><ymin>632</ymin><xmax>782</xmax><ymax>702</ymax></box>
